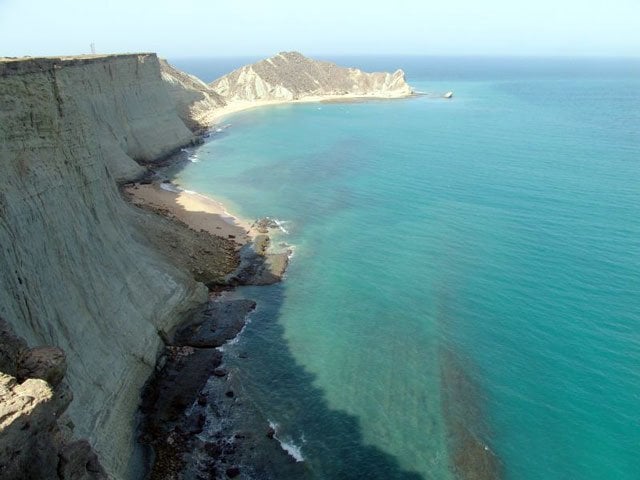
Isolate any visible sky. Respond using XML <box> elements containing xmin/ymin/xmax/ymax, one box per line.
<box><xmin>1</xmin><ymin>0</ymin><xmax>639</xmax><ymax>58</ymax></box>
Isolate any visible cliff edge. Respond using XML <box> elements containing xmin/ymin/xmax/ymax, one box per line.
<box><xmin>0</xmin><ymin>54</ymin><xmax>197</xmax><ymax>182</ymax></box>
<box><xmin>0</xmin><ymin>54</ymin><xmax>217</xmax><ymax>478</ymax></box>
<box><xmin>210</xmin><ymin>51</ymin><xmax>412</xmax><ymax>103</ymax></box>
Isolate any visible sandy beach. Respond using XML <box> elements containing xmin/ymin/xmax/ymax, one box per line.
<box><xmin>125</xmin><ymin>183</ymin><xmax>256</xmax><ymax>247</ymax></box>
<box><xmin>206</xmin><ymin>91</ymin><xmax>414</xmax><ymax>124</ymax></box>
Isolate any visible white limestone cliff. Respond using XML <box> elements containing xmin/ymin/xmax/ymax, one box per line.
<box><xmin>210</xmin><ymin>51</ymin><xmax>413</xmax><ymax>103</ymax></box>
<box><xmin>0</xmin><ymin>54</ymin><xmax>208</xmax><ymax>478</ymax></box>
<box><xmin>0</xmin><ymin>54</ymin><xmax>197</xmax><ymax>183</ymax></box>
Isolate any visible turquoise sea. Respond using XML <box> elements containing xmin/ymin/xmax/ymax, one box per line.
<box><xmin>169</xmin><ymin>57</ymin><xmax>640</xmax><ymax>479</ymax></box>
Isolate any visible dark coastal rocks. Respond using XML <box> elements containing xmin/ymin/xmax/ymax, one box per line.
<box><xmin>0</xmin><ymin>318</ymin><xmax>106</xmax><ymax>480</ymax></box>
<box><xmin>139</xmin><ymin>346</ymin><xmax>223</xmax><ymax>479</ymax></box>
<box><xmin>0</xmin><ymin>318</ymin><xmax>27</xmax><ymax>377</ymax></box>
<box><xmin>17</xmin><ymin>346</ymin><xmax>67</xmax><ymax>387</ymax></box>
<box><xmin>58</xmin><ymin>440</ymin><xmax>108</xmax><ymax>479</ymax></box>
<box><xmin>228</xmin><ymin>243</ymin><xmax>290</xmax><ymax>286</ymax></box>
<box><xmin>141</xmin><ymin>346</ymin><xmax>222</xmax><ymax>425</ymax></box>
<box><xmin>174</xmin><ymin>299</ymin><xmax>256</xmax><ymax>348</ymax></box>
<box><xmin>226</xmin><ymin>466</ymin><xmax>241</xmax><ymax>478</ymax></box>
<box><xmin>139</xmin><ymin>297</ymin><xmax>261</xmax><ymax>479</ymax></box>
<box><xmin>252</xmin><ymin>217</ymin><xmax>280</xmax><ymax>234</ymax></box>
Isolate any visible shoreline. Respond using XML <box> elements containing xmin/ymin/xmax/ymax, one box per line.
<box><xmin>123</xmin><ymin>178</ymin><xmax>291</xmax><ymax>285</ymax></box>
<box><xmin>123</xmin><ymin>157</ymin><xmax>296</xmax><ymax>477</ymax></box>
<box><xmin>1</xmin><ymin>52</ymin><xmax>421</xmax><ymax>479</ymax></box>
<box><xmin>127</xmin><ymin>175</ymin><xmax>296</xmax><ymax>477</ymax></box>
<box><xmin>150</xmin><ymin>99</ymin><xmax>497</xmax><ymax>479</ymax></box>
<box><xmin>205</xmin><ymin>91</ymin><xmax>416</xmax><ymax>124</ymax></box>
<box><xmin>130</xmin><ymin>92</ymin><xmax>416</xmax><ymax>478</ymax></box>
<box><xmin>125</xmin><ymin>182</ymin><xmax>256</xmax><ymax>247</ymax></box>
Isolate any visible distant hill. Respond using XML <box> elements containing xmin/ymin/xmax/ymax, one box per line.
<box><xmin>209</xmin><ymin>51</ymin><xmax>412</xmax><ymax>102</ymax></box>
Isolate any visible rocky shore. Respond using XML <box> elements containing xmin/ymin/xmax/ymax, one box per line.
<box><xmin>0</xmin><ymin>51</ymin><xmax>412</xmax><ymax>479</ymax></box>
<box><xmin>120</xmin><ymin>160</ymin><xmax>293</xmax><ymax>477</ymax></box>
<box><xmin>138</xmin><ymin>292</ymin><xmax>309</xmax><ymax>480</ymax></box>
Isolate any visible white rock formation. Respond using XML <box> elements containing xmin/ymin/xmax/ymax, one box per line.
<box><xmin>210</xmin><ymin>51</ymin><xmax>413</xmax><ymax>103</ymax></box>
<box><xmin>159</xmin><ymin>59</ymin><xmax>227</xmax><ymax>132</ymax></box>
<box><xmin>0</xmin><ymin>54</ymin><xmax>207</xmax><ymax>478</ymax></box>
<box><xmin>0</xmin><ymin>54</ymin><xmax>197</xmax><ymax>182</ymax></box>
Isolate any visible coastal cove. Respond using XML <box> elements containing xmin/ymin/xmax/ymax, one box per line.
<box><xmin>0</xmin><ymin>52</ymin><xmax>417</xmax><ymax>479</ymax></box>
<box><xmin>0</xmin><ymin>52</ymin><xmax>638</xmax><ymax>480</ymax></box>
<box><xmin>166</xmin><ymin>56</ymin><xmax>640</xmax><ymax>480</ymax></box>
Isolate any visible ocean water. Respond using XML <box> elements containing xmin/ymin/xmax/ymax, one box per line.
<box><xmin>169</xmin><ymin>57</ymin><xmax>640</xmax><ymax>479</ymax></box>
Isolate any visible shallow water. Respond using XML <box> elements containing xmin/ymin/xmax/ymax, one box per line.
<box><xmin>171</xmin><ymin>57</ymin><xmax>640</xmax><ymax>479</ymax></box>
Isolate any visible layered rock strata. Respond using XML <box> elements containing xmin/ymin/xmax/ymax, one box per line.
<box><xmin>139</xmin><ymin>299</ymin><xmax>255</xmax><ymax>479</ymax></box>
<box><xmin>210</xmin><ymin>51</ymin><xmax>412</xmax><ymax>102</ymax></box>
<box><xmin>0</xmin><ymin>54</ymin><xmax>198</xmax><ymax>182</ymax></box>
<box><xmin>0</xmin><ymin>54</ymin><xmax>228</xmax><ymax>478</ymax></box>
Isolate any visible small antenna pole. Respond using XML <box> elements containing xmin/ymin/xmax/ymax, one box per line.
<box><xmin>90</xmin><ymin>42</ymin><xmax>96</xmax><ymax>54</ymax></box>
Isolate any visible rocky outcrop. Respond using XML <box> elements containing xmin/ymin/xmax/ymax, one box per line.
<box><xmin>0</xmin><ymin>318</ymin><xmax>107</xmax><ymax>480</ymax></box>
<box><xmin>0</xmin><ymin>54</ymin><xmax>197</xmax><ymax>182</ymax></box>
<box><xmin>0</xmin><ymin>54</ymin><xmax>229</xmax><ymax>478</ymax></box>
<box><xmin>210</xmin><ymin>51</ymin><xmax>412</xmax><ymax>102</ymax></box>
<box><xmin>159</xmin><ymin>59</ymin><xmax>227</xmax><ymax>133</ymax></box>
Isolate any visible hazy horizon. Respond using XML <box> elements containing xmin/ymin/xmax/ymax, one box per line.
<box><xmin>1</xmin><ymin>0</ymin><xmax>639</xmax><ymax>58</ymax></box>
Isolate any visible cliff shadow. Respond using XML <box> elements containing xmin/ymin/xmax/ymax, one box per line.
<box><xmin>220</xmin><ymin>282</ymin><xmax>426</xmax><ymax>480</ymax></box>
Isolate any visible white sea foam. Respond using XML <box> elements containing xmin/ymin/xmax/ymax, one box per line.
<box><xmin>279</xmin><ymin>439</ymin><xmax>305</xmax><ymax>462</ymax></box>
<box><xmin>159</xmin><ymin>182</ymin><xmax>182</xmax><ymax>193</ymax></box>
<box><xmin>285</xmin><ymin>244</ymin><xmax>296</xmax><ymax>259</ymax></box>
<box><xmin>224</xmin><ymin>314</ymin><xmax>252</xmax><ymax>346</ymax></box>
<box><xmin>273</xmin><ymin>219</ymin><xmax>290</xmax><ymax>234</ymax></box>
<box><xmin>268</xmin><ymin>420</ymin><xmax>305</xmax><ymax>463</ymax></box>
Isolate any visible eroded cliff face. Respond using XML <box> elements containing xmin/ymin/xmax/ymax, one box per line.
<box><xmin>0</xmin><ymin>54</ymin><xmax>197</xmax><ymax>182</ymax></box>
<box><xmin>159</xmin><ymin>59</ymin><xmax>227</xmax><ymax>132</ymax></box>
<box><xmin>210</xmin><ymin>51</ymin><xmax>412</xmax><ymax>102</ymax></box>
<box><xmin>0</xmin><ymin>54</ymin><xmax>209</xmax><ymax>478</ymax></box>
